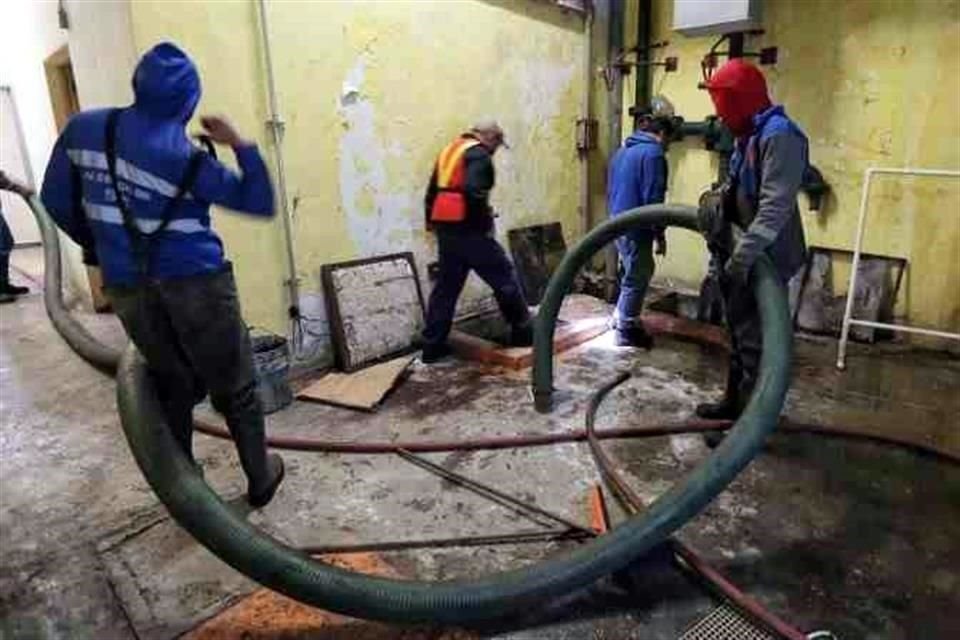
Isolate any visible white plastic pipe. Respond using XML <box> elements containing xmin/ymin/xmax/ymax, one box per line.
<box><xmin>256</xmin><ymin>0</ymin><xmax>301</xmax><ymax>314</ymax></box>
<box><xmin>836</xmin><ymin>167</ymin><xmax>960</xmax><ymax>369</ymax></box>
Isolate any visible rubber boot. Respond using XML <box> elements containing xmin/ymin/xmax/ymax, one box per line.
<box><xmin>509</xmin><ymin>323</ymin><xmax>534</xmax><ymax>348</ymax></box>
<box><xmin>421</xmin><ymin>342</ymin><xmax>453</xmax><ymax>363</ymax></box>
<box><xmin>697</xmin><ymin>367</ymin><xmax>740</xmax><ymax>449</ymax></box>
<box><xmin>248</xmin><ymin>453</ymin><xmax>285</xmax><ymax>508</ymax></box>
<box><xmin>615</xmin><ymin>326</ymin><xmax>654</xmax><ymax>350</ymax></box>
<box><xmin>213</xmin><ymin>381</ymin><xmax>283</xmax><ymax>505</ymax></box>
<box><xmin>0</xmin><ymin>283</ymin><xmax>29</xmax><ymax>296</ymax></box>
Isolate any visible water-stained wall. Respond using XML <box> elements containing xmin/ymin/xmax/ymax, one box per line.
<box><xmin>128</xmin><ymin>0</ymin><xmax>586</xmax><ymax>356</ymax></box>
<box><xmin>622</xmin><ymin>0</ymin><xmax>960</xmax><ymax>342</ymax></box>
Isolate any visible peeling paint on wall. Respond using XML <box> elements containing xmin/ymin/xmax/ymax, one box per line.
<box><xmin>337</xmin><ymin>58</ymin><xmax>418</xmax><ymax>258</ymax></box>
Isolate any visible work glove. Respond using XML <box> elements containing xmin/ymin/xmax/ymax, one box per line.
<box><xmin>697</xmin><ymin>189</ymin><xmax>725</xmax><ymax>245</ymax></box>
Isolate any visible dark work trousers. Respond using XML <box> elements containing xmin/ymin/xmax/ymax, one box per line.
<box><xmin>0</xmin><ymin>211</ymin><xmax>12</xmax><ymax>286</ymax></box>
<box><xmin>422</xmin><ymin>229</ymin><xmax>532</xmax><ymax>347</ymax></box>
<box><xmin>109</xmin><ymin>265</ymin><xmax>271</xmax><ymax>490</ymax></box>
<box><xmin>719</xmin><ymin>270</ymin><xmax>763</xmax><ymax>409</ymax></box>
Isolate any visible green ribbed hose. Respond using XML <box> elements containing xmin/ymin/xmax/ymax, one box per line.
<box><xmin>534</xmin><ymin>205</ymin><xmax>721</xmax><ymax>411</ymax></box>
<box><xmin>25</xmin><ymin>191</ymin><xmax>793</xmax><ymax>623</ymax></box>
<box><xmin>115</xmin><ymin>204</ymin><xmax>791</xmax><ymax>623</ymax></box>
<box><xmin>27</xmin><ymin>195</ymin><xmax>121</xmax><ymax>374</ymax></box>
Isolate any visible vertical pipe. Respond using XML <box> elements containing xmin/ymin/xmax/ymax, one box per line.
<box><xmin>579</xmin><ymin>5</ymin><xmax>594</xmax><ymax>238</ymax></box>
<box><xmin>632</xmin><ymin>0</ymin><xmax>653</xmax><ymax>130</ymax></box>
<box><xmin>603</xmin><ymin>0</ymin><xmax>625</xmax><ymax>301</ymax></box>
<box><xmin>728</xmin><ymin>32</ymin><xmax>745</xmax><ymax>59</ymax></box>
<box><xmin>255</xmin><ymin>0</ymin><xmax>301</xmax><ymax>315</ymax></box>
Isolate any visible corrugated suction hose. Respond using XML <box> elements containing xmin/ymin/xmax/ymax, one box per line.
<box><xmin>27</xmin><ymin>195</ymin><xmax>793</xmax><ymax>623</ymax></box>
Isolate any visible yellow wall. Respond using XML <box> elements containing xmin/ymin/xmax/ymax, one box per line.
<box><xmin>127</xmin><ymin>0</ymin><xmax>585</xmax><ymax>339</ymax></box>
<box><xmin>624</xmin><ymin>0</ymin><xmax>960</xmax><ymax>336</ymax></box>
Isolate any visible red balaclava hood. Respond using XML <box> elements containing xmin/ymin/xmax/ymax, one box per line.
<box><xmin>706</xmin><ymin>59</ymin><xmax>772</xmax><ymax>137</ymax></box>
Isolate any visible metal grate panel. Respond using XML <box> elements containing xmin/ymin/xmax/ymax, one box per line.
<box><xmin>680</xmin><ymin>604</ymin><xmax>781</xmax><ymax>640</ymax></box>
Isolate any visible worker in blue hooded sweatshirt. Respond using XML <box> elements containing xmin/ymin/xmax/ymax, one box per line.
<box><xmin>607</xmin><ymin>98</ymin><xmax>674</xmax><ymax>348</ymax></box>
<box><xmin>41</xmin><ymin>42</ymin><xmax>285</xmax><ymax>508</ymax></box>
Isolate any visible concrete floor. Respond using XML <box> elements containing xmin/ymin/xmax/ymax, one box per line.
<box><xmin>2</xmin><ymin>255</ymin><xmax>959</xmax><ymax>640</ymax></box>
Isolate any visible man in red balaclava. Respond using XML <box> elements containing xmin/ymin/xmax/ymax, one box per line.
<box><xmin>696</xmin><ymin>60</ymin><xmax>809</xmax><ymax>422</ymax></box>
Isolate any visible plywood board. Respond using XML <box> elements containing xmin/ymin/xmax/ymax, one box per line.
<box><xmin>322</xmin><ymin>253</ymin><xmax>425</xmax><ymax>372</ymax></box>
<box><xmin>297</xmin><ymin>356</ymin><xmax>413</xmax><ymax>411</ymax></box>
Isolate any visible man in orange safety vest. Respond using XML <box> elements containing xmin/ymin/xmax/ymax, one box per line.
<box><xmin>420</xmin><ymin>120</ymin><xmax>532</xmax><ymax>363</ymax></box>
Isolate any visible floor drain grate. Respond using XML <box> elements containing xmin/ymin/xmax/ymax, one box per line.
<box><xmin>680</xmin><ymin>604</ymin><xmax>781</xmax><ymax>640</ymax></box>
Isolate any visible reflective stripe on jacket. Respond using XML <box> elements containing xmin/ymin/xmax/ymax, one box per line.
<box><xmin>429</xmin><ymin>137</ymin><xmax>482</xmax><ymax>223</ymax></box>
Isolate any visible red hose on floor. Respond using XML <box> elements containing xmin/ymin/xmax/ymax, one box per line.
<box><xmin>192</xmin><ymin>417</ymin><xmax>732</xmax><ymax>453</ymax></box>
<box><xmin>193</xmin><ymin>416</ymin><xmax>959</xmax><ymax>463</ymax></box>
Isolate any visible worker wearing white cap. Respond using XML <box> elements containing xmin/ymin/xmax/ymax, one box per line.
<box><xmin>420</xmin><ymin>119</ymin><xmax>532</xmax><ymax>363</ymax></box>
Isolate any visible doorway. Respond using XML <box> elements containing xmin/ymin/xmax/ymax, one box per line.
<box><xmin>44</xmin><ymin>45</ymin><xmax>81</xmax><ymax>132</ymax></box>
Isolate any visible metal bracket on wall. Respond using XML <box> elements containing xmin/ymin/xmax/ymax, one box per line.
<box><xmin>576</xmin><ymin>118</ymin><xmax>599</xmax><ymax>153</ymax></box>
<box><xmin>699</xmin><ymin>31</ymin><xmax>777</xmax><ymax>88</ymax></box>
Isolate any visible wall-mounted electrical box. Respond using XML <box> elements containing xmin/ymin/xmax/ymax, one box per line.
<box><xmin>673</xmin><ymin>0</ymin><xmax>762</xmax><ymax>36</ymax></box>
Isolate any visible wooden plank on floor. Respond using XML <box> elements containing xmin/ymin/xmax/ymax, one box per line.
<box><xmin>297</xmin><ymin>356</ymin><xmax>414</xmax><ymax>411</ymax></box>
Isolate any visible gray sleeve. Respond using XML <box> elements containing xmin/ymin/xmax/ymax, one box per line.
<box><xmin>731</xmin><ymin>132</ymin><xmax>806</xmax><ymax>268</ymax></box>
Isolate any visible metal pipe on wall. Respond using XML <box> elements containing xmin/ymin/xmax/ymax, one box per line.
<box><xmin>632</xmin><ymin>0</ymin><xmax>653</xmax><ymax>130</ymax></box>
<box><xmin>579</xmin><ymin>4</ymin><xmax>594</xmax><ymax>239</ymax></box>
<box><xmin>255</xmin><ymin>0</ymin><xmax>301</xmax><ymax>316</ymax></box>
<box><xmin>603</xmin><ymin>0</ymin><xmax>624</xmax><ymax>301</ymax></box>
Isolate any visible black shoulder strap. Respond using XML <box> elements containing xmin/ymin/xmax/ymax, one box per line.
<box><xmin>105</xmin><ymin>108</ymin><xmax>205</xmax><ymax>240</ymax></box>
<box><xmin>105</xmin><ymin>108</ymin><xmax>206</xmax><ymax>277</ymax></box>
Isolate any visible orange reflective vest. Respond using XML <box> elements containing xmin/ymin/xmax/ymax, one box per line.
<box><xmin>429</xmin><ymin>136</ymin><xmax>482</xmax><ymax>223</ymax></box>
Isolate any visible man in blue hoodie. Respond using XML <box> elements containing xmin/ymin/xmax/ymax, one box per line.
<box><xmin>607</xmin><ymin>106</ymin><xmax>672</xmax><ymax>348</ymax></box>
<box><xmin>41</xmin><ymin>42</ymin><xmax>285</xmax><ymax>508</ymax></box>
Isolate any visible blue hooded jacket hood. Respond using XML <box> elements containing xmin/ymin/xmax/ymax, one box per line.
<box><xmin>623</xmin><ymin>131</ymin><xmax>661</xmax><ymax>148</ymax></box>
<box><xmin>132</xmin><ymin>42</ymin><xmax>201</xmax><ymax>121</ymax></box>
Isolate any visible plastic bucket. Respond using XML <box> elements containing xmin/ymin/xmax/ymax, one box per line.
<box><xmin>251</xmin><ymin>334</ymin><xmax>293</xmax><ymax>414</ymax></box>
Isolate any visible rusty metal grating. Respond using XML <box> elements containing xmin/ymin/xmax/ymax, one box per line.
<box><xmin>680</xmin><ymin>604</ymin><xmax>781</xmax><ymax>640</ymax></box>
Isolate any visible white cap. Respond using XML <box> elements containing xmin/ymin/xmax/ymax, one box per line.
<box><xmin>469</xmin><ymin>119</ymin><xmax>509</xmax><ymax>148</ymax></box>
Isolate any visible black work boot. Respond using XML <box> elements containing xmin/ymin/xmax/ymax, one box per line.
<box><xmin>695</xmin><ymin>397</ymin><xmax>741</xmax><ymax>421</ymax></box>
<box><xmin>696</xmin><ymin>364</ymin><xmax>742</xmax><ymax>420</ymax></box>
<box><xmin>509</xmin><ymin>323</ymin><xmax>534</xmax><ymax>347</ymax></box>
<box><xmin>696</xmin><ymin>367</ymin><xmax>742</xmax><ymax>448</ymax></box>
<box><xmin>421</xmin><ymin>342</ymin><xmax>453</xmax><ymax>363</ymax></box>
<box><xmin>615</xmin><ymin>326</ymin><xmax>654</xmax><ymax>350</ymax></box>
<box><xmin>0</xmin><ymin>283</ymin><xmax>29</xmax><ymax>296</ymax></box>
<box><xmin>248</xmin><ymin>453</ymin><xmax>285</xmax><ymax>508</ymax></box>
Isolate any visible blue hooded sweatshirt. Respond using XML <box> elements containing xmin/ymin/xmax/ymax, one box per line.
<box><xmin>607</xmin><ymin>131</ymin><xmax>667</xmax><ymax>225</ymax></box>
<box><xmin>41</xmin><ymin>42</ymin><xmax>275</xmax><ymax>287</ymax></box>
